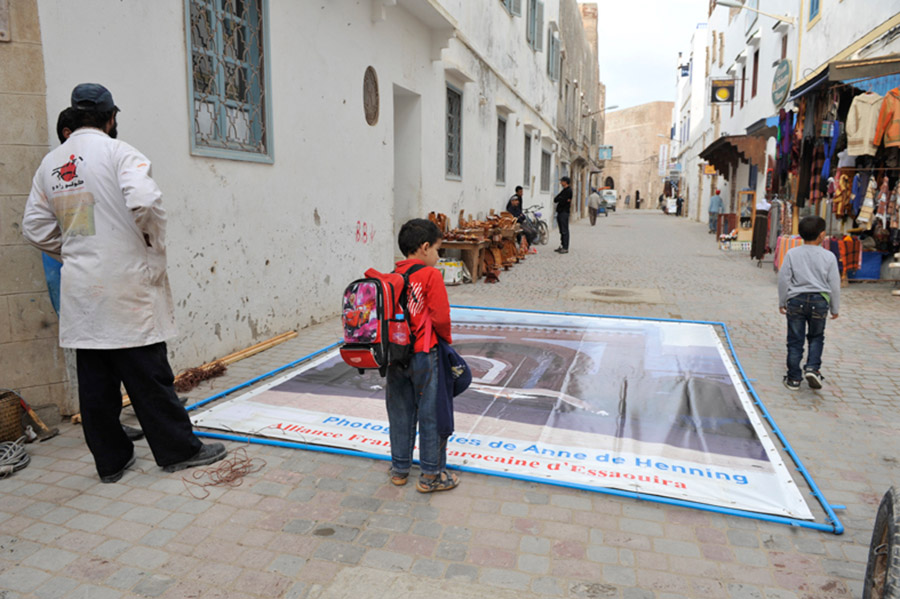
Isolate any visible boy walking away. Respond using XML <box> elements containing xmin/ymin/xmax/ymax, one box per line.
<box><xmin>388</xmin><ymin>219</ymin><xmax>459</xmax><ymax>493</ymax></box>
<box><xmin>777</xmin><ymin>216</ymin><xmax>840</xmax><ymax>391</ymax></box>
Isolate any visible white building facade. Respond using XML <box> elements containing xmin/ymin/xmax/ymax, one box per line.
<box><xmin>671</xmin><ymin>0</ymin><xmax>900</xmax><ymax>226</ymax></box>
<box><xmin>3</xmin><ymin>0</ymin><xmax>602</xmax><ymax>413</ymax></box>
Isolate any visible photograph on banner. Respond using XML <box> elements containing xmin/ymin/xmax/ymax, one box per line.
<box><xmin>191</xmin><ymin>308</ymin><xmax>812</xmax><ymax>519</ymax></box>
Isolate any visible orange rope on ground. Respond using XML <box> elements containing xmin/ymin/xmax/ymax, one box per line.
<box><xmin>181</xmin><ymin>446</ymin><xmax>266</xmax><ymax>499</ymax></box>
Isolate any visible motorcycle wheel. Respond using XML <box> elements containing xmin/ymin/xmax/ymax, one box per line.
<box><xmin>864</xmin><ymin>487</ymin><xmax>900</xmax><ymax>599</ymax></box>
<box><xmin>537</xmin><ymin>221</ymin><xmax>549</xmax><ymax>245</ymax></box>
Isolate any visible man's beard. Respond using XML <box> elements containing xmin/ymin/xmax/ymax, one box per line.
<box><xmin>108</xmin><ymin>124</ymin><xmax>118</xmax><ymax>139</ymax></box>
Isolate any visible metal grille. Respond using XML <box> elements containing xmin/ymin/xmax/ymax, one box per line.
<box><xmin>541</xmin><ymin>150</ymin><xmax>551</xmax><ymax>192</ymax></box>
<box><xmin>523</xmin><ymin>133</ymin><xmax>531</xmax><ymax>187</ymax></box>
<box><xmin>189</xmin><ymin>0</ymin><xmax>267</xmax><ymax>154</ymax></box>
<box><xmin>446</xmin><ymin>86</ymin><xmax>462</xmax><ymax>177</ymax></box>
<box><xmin>496</xmin><ymin>117</ymin><xmax>506</xmax><ymax>183</ymax></box>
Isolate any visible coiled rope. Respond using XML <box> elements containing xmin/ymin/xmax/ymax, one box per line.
<box><xmin>0</xmin><ymin>436</ymin><xmax>29</xmax><ymax>478</ymax></box>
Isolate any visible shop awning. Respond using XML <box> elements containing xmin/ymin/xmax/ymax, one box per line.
<box><xmin>699</xmin><ymin>135</ymin><xmax>767</xmax><ymax>179</ymax></box>
<box><xmin>745</xmin><ymin>115</ymin><xmax>779</xmax><ymax>138</ymax></box>
<box><xmin>829</xmin><ymin>54</ymin><xmax>900</xmax><ymax>96</ymax></box>
<box><xmin>789</xmin><ymin>54</ymin><xmax>900</xmax><ymax>101</ymax></box>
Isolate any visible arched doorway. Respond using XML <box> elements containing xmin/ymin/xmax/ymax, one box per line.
<box><xmin>604</xmin><ymin>176</ymin><xmax>614</xmax><ymax>189</ymax></box>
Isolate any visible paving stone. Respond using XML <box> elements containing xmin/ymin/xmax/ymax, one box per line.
<box><xmin>340</xmin><ymin>495</ymin><xmax>382</xmax><ymax>511</ymax></box>
<box><xmin>117</xmin><ymin>546</ymin><xmax>169</xmax><ymax>570</ymax></box>
<box><xmin>435</xmin><ymin>541</ymin><xmax>467</xmax><ymax>561</ymax></box>
<box><xmin>532</xmin><ymin>576</ymin><xmax>566</xmax><ymax>596</ymax></box>
<box><xmin>442</xmin><ymin>526</ymin><xmax>472</xmax><ymax>542</ymax></box>
<box><xmin>267</xmin><ymin>554</ymin><xmax>307</xmax><ymax>578</ymax></box>
<box><xmin>313</xmin><ymin>541</ymin><xmax>365</xmax><ymax>565</ymax></box>
<box><xmin>480</xmin><ymin>567</ymin><xmax>532</xmax><ymax>591</ymax></box>
<box><xmin>283</xmin><ymin>519</ymin><xmax>316</xmax><ymax>534</ymax></box>
<box><xmin>411</xmin><ymin>558</ymin><xmax>446</xmax><ymax>578</ymax></box>
<box><xmin>361</xmin><ymin>549</ymin><xmax>413</xmax><ymax>571</ymax></box>
<box><xmin>357</xmin><ymin>530</ymin><xmax>389</xmax><ymax>548</ymax></box>
<box><xmin>0</xmin><ymin>565</ymin><xmax>50</xmax><ymax>592</ymax></box>
<box><xmin>32</xmin><ymin>576</ymin><xmax>81</xmax><ymax>599</ymax></box>
<box><xmin>570</xmin><ymin>581</ymin><xmax>619</xmax><ymax>598</ymax></box>
<box><xmin>21</xmin><ymin>547</ymin><xmax>78</xmax><ymax>570</ymax></box>
<box><xmin>103</xmin><ymin>566</ymin><xmax>145</xmax><ymax>590</ymax></box>
<box><xmin>445</xmin><ymin>563</ymin><xmax>478</xmax><ymax>582</ymax></box>
<box><xmin>518</xmin><ymin>554</ymin><xmax>550</xmax><ymax>574</ymax></box>
<box><xmin>131</xmin><ymin>574</ymin><xmax>175</xmax><ymax>597</ymax></box>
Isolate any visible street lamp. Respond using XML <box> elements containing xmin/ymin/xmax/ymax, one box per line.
<box><xmin>581</xmin><ymin>105</ymin><xmax>618</xmax><ymax>118</ymax></box>
<box><xmin>715</xmin><ymin>0</ymin><xmax>796</xmax><ymax>26</ymax></box>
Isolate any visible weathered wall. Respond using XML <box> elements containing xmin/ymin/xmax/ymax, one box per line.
<box><xmin>603</xmin><ymin>102</ymin><xmax>674</xmax><ymax>210</ymax></box>
<box><xmin>0</xmin><ymin>0</ymin><xmax>70</xmax><ymax>410</ymax></box>
<box><xmin>21</xmin><ymin>0</ymin><xmax>564</xmax><ymax>415</ymax></box>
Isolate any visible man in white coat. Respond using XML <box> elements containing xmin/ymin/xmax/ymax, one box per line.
<box><xmin>23</xmin><ymin>83</ymin><xmax>226</xmax><ymax>483</ymax></box>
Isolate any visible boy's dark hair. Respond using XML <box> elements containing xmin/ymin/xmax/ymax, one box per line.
<box><xmin>56</xmin><ymin>107</ymin><xmax>78</xmax><ymax>143</ymax></box>
<box><xmin>515</xmin><ymin>185</ymin><xmax>523</xmax><ymax>193</ymax></box>
<box><xmin>560</xmin><ymin>176</ymin><xmax>571</xmax><ymax>184</ymax></box>
<box><xmin>398</xmin><ymin>218</ymin><xmax>442</xmax><ymax>257</ymax></box>
<box><xmin>798</xmin><ymin>215</ymin><xmax>826</xmax><ymax>241</ymax></box>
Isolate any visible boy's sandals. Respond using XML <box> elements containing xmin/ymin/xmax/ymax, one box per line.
<box><xmin>416</xmin><ymin>470</ymin><xmax>459</xmax><ymax>493</ymax></box>
<box><xmin>390</xmin><ymin>470</ymin><xmax>409</xmax><ymax>486</ymax></box>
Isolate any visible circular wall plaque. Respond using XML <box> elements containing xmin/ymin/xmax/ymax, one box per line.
<box><xmin>364</xmin><ymin>67</ymin><xmax>379</xmax><ymax>126</ymax></box>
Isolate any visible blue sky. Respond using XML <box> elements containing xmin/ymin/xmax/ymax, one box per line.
<box><xmin>588</xmin><ymin>0</ymin><xmax>710</xmax><ymax>110</ymax></box>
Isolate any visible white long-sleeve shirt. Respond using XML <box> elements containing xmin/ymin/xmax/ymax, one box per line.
<box><xmin>22</xmin><ymin>128</ymin><xmax>176</xmax><ymax>349</ymax></box>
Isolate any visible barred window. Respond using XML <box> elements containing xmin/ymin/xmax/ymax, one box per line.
<box><xmin>446</xmin><ymin>85</ymin><xmax>462</xmax><ymax>178</ymax></box>
<box><xmin>540</xmin><ymin>150</ymin><xmax>551</xmax><ymax>192</ymax></box>
<box><xmin>187</xmin><ymin>0</ymin><xmax>272</xmax><ymax>162</ymax></box>
<box><xmin>523</xmin><ymin>133</ymin><xmax>532</xmax><ymax>187</ymax></box>
<box><xmin>496</xmin><ymin>117</ymin><xmax>507</xmax><ymax>184</ymax></box>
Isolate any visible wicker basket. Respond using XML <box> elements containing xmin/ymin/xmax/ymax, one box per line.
<box><xmin>0</xmin><ymin>391</ymin><xmax>25</xmax><ymax>443</ymax></box>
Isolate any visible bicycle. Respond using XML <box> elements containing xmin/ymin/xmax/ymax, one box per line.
<box><xmin>522</xmin><ymin>205</ymin><xmax>549</xmax><ymax>245</ymax></box>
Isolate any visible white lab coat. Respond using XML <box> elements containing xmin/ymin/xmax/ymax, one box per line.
<box><xmin>22</xmin><ymin>128</ymin><xmax>176</xmax><ymax>349</ymax></box>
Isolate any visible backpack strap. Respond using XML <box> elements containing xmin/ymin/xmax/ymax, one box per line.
<box><xmin>397</xmin><ymin>263</ymin><xmax>426</xmax><ymax>318</ymax></box>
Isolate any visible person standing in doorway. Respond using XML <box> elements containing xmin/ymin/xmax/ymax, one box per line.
<box><xmin>708</xmin><ymin>189</ymin><xmax>725</xmax><ymax>234</ymax></box>
<box><xmin>587</xmin><ymin>187</ymin><xmax>601</xmax><ymax>226</ymax></box>
<box><xmin>675</xmin><ymin>195</ymin><xmax>684</xmax><ymax>216</ymax></box>
<box><xmin>554</xmin><ymin>176</ymin><xmax>572</xmax><ymax>253</ymax></box>
<box><xmin>22</xmin><ymin>83</ymin><xmax>227</xmax><ymax>483</ymax></box>
<box><xmin>635</xmin><ymin>190</ymin><xmax>641</xmax><ymax>210</ymax></box>
<box><xmin>625</xmin><ymin>193</ymin><xmax>631</xmax><ymax>208</ymax></box>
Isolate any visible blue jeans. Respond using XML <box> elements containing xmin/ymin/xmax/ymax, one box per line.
<box><xmin>785</xmin><ymin>293</ymin><xmax>829</xmax><ymax>381</ymax></box>
<box><xmin>708</xmin><ymin>213</ymin><xmax>718</xmax><ymax>232</ymax></box>
<box><xmin>385</xmin><ymin>349</ymin><xmax>443</xmax><ymax>475</ymax></box>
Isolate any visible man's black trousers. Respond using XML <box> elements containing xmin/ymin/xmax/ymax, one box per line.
<box><xmin>557</xmin><ymin>211</ymin><xmax>570</xmax><ymax>250</ymax></box>
<box><xmin>76</xmin><ymin>342</ymin><xmax>202</xmax><ymax>477</ymax></box>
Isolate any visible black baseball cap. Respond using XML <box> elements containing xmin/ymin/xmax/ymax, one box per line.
<box><xmin>71</xmin><ymin>83</ymin><xmax>119</xmax><ymax>112</ymax></box>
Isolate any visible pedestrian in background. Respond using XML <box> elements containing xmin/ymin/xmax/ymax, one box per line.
<box><xmin>23</xmin><ymin>83</ymin><xmax>227</xmax><ymax>483</ymax></box>
<box><xmin>777</xmin><ymin>216</ymin><xmax>840</xmax><ymax>391</ymax></box>
<box><xmin>587</xmin><ymin>187</ymin><xmax>601</xmax><ymax>226</ymax></box>
<box><xmin>675</xmin><ymin>195</ymin><xmax>684</xmax><ymax>216</ymax></box>
<box><xmin>554</xmin><ymin>176</ymin><xmax>572</xmax><ymax>253</ymax></box>
<box><xmin>708</xmin><ymin>189</ymin><xmax>725</xmax><ymax>234</ymax></box>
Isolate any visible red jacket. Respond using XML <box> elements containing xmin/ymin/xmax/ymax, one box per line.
<box><xmin>394</xmin><ymin>259</ymin><xmax>452</xmax><ymax>352</ymax></box>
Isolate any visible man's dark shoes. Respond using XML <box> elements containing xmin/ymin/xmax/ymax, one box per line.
<box><xmin>163</xmin><ymin>442</ymin><xmax>227</xmax><ymax>473</ymax></box>
<box><xmin>782</xmin><ymin>376</ymin><xmax>801</xmax><ymax>391</ymax></box>
<box><xmin>121</xmin><ymin>424</ymin><xmax>144</xmax><ymax>441</ymax></box>
<box><xmin>558</xmin><ymin>249</ymin><xmax>568</xmax><ymax>254</ymax></box>
<box><xmin>804</xmin><ymin>370</ymin><xmax>824</xmax><ymax>390</ymax></box>
<box><xmin>100</xmin><ymin>453</ymin><xmax>136</xmax><ymax>484</ymax></box>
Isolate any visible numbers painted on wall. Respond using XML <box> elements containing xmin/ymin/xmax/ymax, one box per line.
<box><xmin>355</xmin><ymin>221</ymin><xmax>375</xmax><ymax>243</ymax></box>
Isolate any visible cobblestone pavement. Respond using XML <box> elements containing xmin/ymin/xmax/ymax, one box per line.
<box><xmin>3</xmin><ymin>210</ymin><xmax>899</xmax><ymax>598</ymax></box>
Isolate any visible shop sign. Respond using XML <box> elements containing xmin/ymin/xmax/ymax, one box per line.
<box><xmin>703</xmin><ymin>164</ymin><xmax>717</xmax><ymax>175</ymax></box>
<box><xmin>772</xmin><ymin>59</ymin><xmax>792</xmax><ymax>109</ymax></box>
<box><xmin>658</xmin><ymin>144</ymin><xmax>669</xmax><ymax>176</ymax></box>
<box><xmin>597</xmin><ymin>145</ymin><xmax>613</xmax><ymax>160</ymax></box>
<box><xmin>710</xmin><ymin>79</ymin><xmax>735</xmax><ymax>104</ymax></box>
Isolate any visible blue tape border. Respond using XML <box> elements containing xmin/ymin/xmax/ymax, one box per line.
<box><xmin>187</xmin><ymin>305</ymin><xmax>844</xmax><ymax>535</ymax></box>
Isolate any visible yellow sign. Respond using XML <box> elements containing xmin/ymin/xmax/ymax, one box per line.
<box><xmin>703</xmin><ymin>164</ymin><xmax>717</xmax><ymax>175</ymax></box>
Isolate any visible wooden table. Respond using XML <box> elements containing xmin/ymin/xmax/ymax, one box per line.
<box><xmin>440</xmin><ymin>239</ymin><xmax>489</xmax><ymax>282</ymax></box>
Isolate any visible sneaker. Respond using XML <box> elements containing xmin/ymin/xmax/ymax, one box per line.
<box><xmin>804</xmin><ymin>370</ymin><xmax>824</xmax><ymax>390</ymax></box>
<box><xmin>100</xmin><ymin>453</ymin><xmax>136</xmax><ymax>484</ymax></box>
<box><xmin>163</xmin><ymin>442</ymin><xmax>227</xmax><ymax>473</ymax></box>
<box><xmin>782</xmin><ymin>376</ymin><xmax>801</xmax><ymax>391</ymax></box>
<box><xmin>121</xmin><ymin>424</ymin><xmax>144</xmax><ymax>441</ymax></box>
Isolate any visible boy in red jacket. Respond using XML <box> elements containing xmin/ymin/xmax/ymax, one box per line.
<box><xmin>387</xmin><ymin>219</ymin><xmax>458</xmax><ymax>493</ymax></box>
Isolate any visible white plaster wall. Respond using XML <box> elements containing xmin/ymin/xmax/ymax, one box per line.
<box><xmin>36</xmin><ymin>1</ymin><xmax>557</xmax><ymax>368</ymax></box>
<box><xmin>798</xmin><ymin>0</ymin><xmax>900</xmax><ymax>78</ymax></box>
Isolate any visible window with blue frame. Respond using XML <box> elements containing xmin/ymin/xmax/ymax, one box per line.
<box><xmin>809</xmin><ymin>0</ymin><xmax>820</xmax><ymax>21</ymax></box>
<box><xmin>187</xmin><ymin>0</ymin><xmax>272</xmax><ymax>161</ymax></box>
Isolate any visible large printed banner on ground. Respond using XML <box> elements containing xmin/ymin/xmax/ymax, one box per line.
<box><xmin>192</xmin><ymin>308</ymin><xmax>812</xmax><ymax>519</ymax></box>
